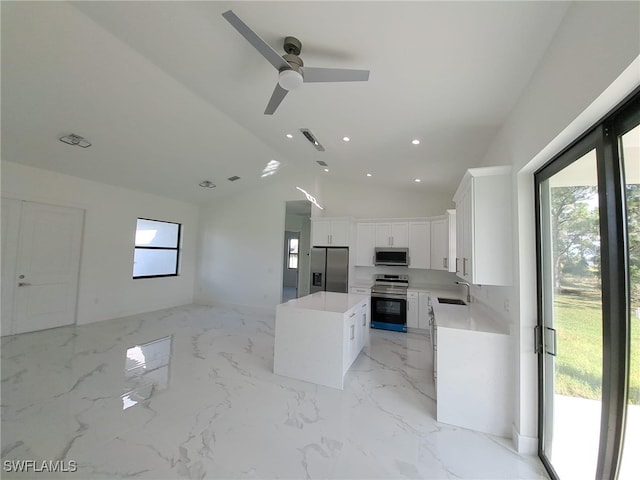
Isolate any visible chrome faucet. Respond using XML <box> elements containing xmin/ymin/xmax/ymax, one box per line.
<box><xmin>456</xmin><ymin>281</ymin><xmax>471</xmax><ymax>303</ymax></box>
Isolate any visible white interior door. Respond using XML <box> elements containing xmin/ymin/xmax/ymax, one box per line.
<box><xmin>3</xmin><ymin>200</ymin><xmax>84</xmax><ymax>335</ymax></box>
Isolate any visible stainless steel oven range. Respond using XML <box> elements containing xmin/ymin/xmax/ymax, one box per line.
<box><xmin>370</xmin><ymin>274</ymin><xmax>408</xmax><ymax>332</ymax></box>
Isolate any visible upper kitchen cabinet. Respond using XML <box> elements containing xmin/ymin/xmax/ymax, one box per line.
<box><xmin>375</xmin><ymin>222</ymin><xmax>408</xmax><ymax>248</ymax></box>
<box><xmin>408</xmin><ymin>221</ymin><xmax>430</xmax><ymax>269</ymax></box>
<box><xmin>430</xmin><ymin>210</ymin><xmax>456</xmax><ymax>272</ymax></box>
<box><xmin>311</xmin><ymin>218</ymin><xmax>350</xmax><ymax>247</ymax></box>
<box><xmin>355</xmin><ymin>220</ymin><xmax>430</xmax><ymax>268</ymax></box>
<box><xmin>453</xmin><ymin>166</ymin><xmax>512</xmax><ymax>286</ymax></box>
<box><xmin>355</xmin><ymin>223</ymin><xmax>376</xmax><ymax>266</ymax></box>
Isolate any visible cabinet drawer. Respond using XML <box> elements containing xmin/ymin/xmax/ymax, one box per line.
<box><xmin>350</xmin><ymin>287</ymin><xmax>371</xmax><ymax>295</ymax></box>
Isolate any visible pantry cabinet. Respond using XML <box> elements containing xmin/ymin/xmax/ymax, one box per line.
<box><xmin>453</xmin><ymin>166</ymin><xmax>512</xmax><ymax>286</ymax></box>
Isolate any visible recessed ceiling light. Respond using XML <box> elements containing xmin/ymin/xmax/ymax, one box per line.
<box><xmin>324</xmin><ymin>168</ymin><xmax>329</xmax><ymax>172</ymax></box>
<box><xmin>414</xmin><ymin>178</ymin><xmax>421</xmax><ymax>183</ymax></box>
<box><xmin>285</xmin><ymin>133</ymin><xmax>293</xmax><ymax>139</ymax></box>
<box><xmin>412</xmin><ymin>139</ymin><xmax>420</xmax><ymax>145</ymax></box>
<box><xmin>366</xmin><ymin>173</ymin><xmax>372</xmax><ymax>177</ymax></box>
<box><xmin>342</xmin><ymin>136</ymin><xmax>350</xmax><ymax>142</ymax></box>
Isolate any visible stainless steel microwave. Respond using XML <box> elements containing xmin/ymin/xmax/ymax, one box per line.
<box><xmin>374</xmin><ymin>247</ymin><xmax>409</xmax><ymax>266</ymax></box>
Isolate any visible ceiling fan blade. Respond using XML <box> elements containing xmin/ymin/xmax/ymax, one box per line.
<box><xmin>222</xmin><ymin>10</ymin><xmax>289</xmax><ymax>71</ymax></box>
<box><xmin>302</xmin><ymin>67</ymin><xmax>370</xmax><ymax>83</ymax></box>
<box><xmin>264</xmin><ymin>84</ymin><xmax>288</xmax><ymax>115</ymax></box>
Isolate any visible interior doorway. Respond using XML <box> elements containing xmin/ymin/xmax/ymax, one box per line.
<box><xmin>282</xmin><ymin>201</ymin><xmax>311</xmax><ymax>302</ymax></box>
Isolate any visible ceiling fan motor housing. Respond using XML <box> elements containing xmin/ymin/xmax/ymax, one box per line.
<box><xmin>283</xmin><ymin>36</ymin><xmax>302</xmax><ymax>55</ymax></box>
<box><xmin>282</xmin><ymin>53</ymin><xmax>303</xmax><ymax>73</ymax></box>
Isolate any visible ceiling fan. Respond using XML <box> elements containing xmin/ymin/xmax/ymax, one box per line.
<box><xmin>222</xmin><ymin>10</ymin><xmax>370</xmax><ymax>115</ymax></box>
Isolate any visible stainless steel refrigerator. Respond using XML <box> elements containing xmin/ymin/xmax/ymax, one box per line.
<box><xmin>310</xmin><ymin>247</ymin><xmax>349</xmax><ymax>294</ymax></box>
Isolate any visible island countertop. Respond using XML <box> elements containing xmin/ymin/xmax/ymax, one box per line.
<box><xmin>278</xmin><ymin>291</ymin><xmax>369</xmax><ymax>314</ymax></box>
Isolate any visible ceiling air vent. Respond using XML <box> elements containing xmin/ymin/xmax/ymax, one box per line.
<box><xmin>316</xmin><ymin>161</ymin><xmax>328</xmax><ymax>167</ymax></box>
<box><xmin>227</xmin><ymin>176</ymin><xmax>241</xmax><ymax>182</ymax></box>
<box><xmin>300</xmin><ymin>128</ymin><xmax>325</xmax><ymax>152</ymax></box>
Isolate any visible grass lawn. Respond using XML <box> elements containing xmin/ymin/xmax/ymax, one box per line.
<box><xmin>554</xmin><ymin>289</ymin><xmax>640</xmax><ymax>405</ymax></box>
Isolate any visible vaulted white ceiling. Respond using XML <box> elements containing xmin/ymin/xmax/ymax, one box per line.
<box><xmin>1</xmin><ymin>1</ymin><xmax>571</xmax><ymax>204</ymax></box>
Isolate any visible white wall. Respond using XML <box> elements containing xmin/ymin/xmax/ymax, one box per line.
<box><xmin>1</xmin><ymin>161</ymin><xmax>198</xmax><ymax>325</ymax></box>
<box><xmin>196</xmin><ymin>173</ymin><xmax>322</xmax><ymax>309</ymax></box>
<box><xmin>317</xmin><ymin>177</ymin><xmax>453</xmax><ymax>218</ymax></box>
<box><xmin>475</xmin><ymin>1</ymin><xmax>640</xmax><ymax>453</ymax></box>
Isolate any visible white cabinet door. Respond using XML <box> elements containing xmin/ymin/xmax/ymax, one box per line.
<box><xmin>312</xmin><ymin>219</ymin><xmax>350</xmax><ymax>246</ymax></box>
<box><xmin>355</xmin><ymin>223</ymin><xmax>376</xmax><ymax>266</ymax></box>
<box><xmin>329</xmin><ymin>220</ymin><xmax>350</xmax><ymax>246</ymax></box>
<box><xmin>408</xmin><ymin>221</ymin><xmax>430</xmax><ymax>269</ymax></box>
<box><xmin>407</xmin><ymin>291</ymin><xmax>419</xmax><ymax>329</ymax></box>
<box><xmin>375</xmin><ymin>223</ymin><xmax>392</xmax><ymax>247</ymax></box>
<box><xmin>312</xmin><ymin>220</ymin><xmax>332</xmax><ymax>246</ymax></box>
<box><xmin>455</xmin><ymin>194</ymin><xmax>464</xmax><ymax>276</ymax></box>
<box><xmin>348</xmin><ymin>310</ymin><xmax>359</xmax><ymax>366</ymax></box>
<box><xmin>430</xmin><ymin>217</ymin><xmax>448</xmax><ymax>271</ymax></box>
<box><xmin>418</xmin><ymin>292</ymin><xmax>430</xmax><ymax>329</ymax></box>
<box><xmin>453</xmin><ymin>166</ymin><xmax>512</xmax><ymax>285</ymax></box>
<box><xmin>455</xmin><ymin>184</ymin><xmax>473</xmax><ymax>282</ymax></box>
<box><xmin>446</xmin><ymin>209</ymin><xmax>457</xmax><ymax>273</ymax></box>
<box><xmin>390</xmin><ymin>223</ymin><xmax>408</xmax><ymax>247</ymax></box>
<box><xmin>360</xmin><ymin>300</ymin><xmax>370</xmax><ymax>347</ymax></box>
<box><xmin>375</xmin><ymin>222</ymin><xmax>408</xmax><ymax>247</ymax></box>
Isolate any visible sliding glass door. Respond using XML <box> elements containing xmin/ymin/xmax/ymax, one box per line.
<box><xmin>536</xmin><ymin>89</ymin><xmax>639</xmax><ymax>480</ymax></box>
<box><xmin>538</xmin><ymin>146</ymin><xmax>603</xmax><ymax>480</ymax></box>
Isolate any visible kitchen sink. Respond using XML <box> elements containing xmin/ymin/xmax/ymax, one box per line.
<box><xmin>438</xmin><ymin>297</ymin><xmax>466</xmax><ymax>305</ymax></box>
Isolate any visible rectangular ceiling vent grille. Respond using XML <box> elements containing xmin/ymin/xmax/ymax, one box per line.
<box><xmin>300</xmin><ymin>128</ymin><xmax>325</xmax><ymax>152</ymax></box>
<box><xmin>316</xmin><ymin>161</ymin><xmax>328</xmax><ymax>167</ymax></box>
<box><xmin>227</xmin><ymin>176</ymin><xmax>241</xmax><ymax>182</ymax></box>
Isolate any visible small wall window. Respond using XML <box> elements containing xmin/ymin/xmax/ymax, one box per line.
<box><xmin>133</xmin><ymin>218</ymin><xmax>181</xmax><ymax>278</ymax></box>
<box><xmin>288</xmin><ymin>238</ymin><xmax>299</xmax><ymax>269</ymax></box>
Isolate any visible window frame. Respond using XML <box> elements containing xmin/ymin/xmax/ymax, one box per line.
<box><xmin>287</xmin><ymin>237</ymin><xmax>299</xmax><ymax>270</ymax></box>
<box><xmin>133</xmin><ymin>217</ymin><xmax>182</xmax><ymax>279</ymax></box>
<box><xmin>534</xmin><ymin>86</ymin><xmax>640</xmax><ymax>480</ymax></box>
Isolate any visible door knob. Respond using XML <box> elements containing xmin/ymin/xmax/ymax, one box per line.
<box><xmin>18</xmin><ymin>282</ymin><xmax>32</xmax><ymax>287</ymax></box>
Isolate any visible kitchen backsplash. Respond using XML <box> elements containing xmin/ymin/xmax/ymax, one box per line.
<box><xmin>352</xmin><ymin>266</ymin><xmax>459</xmax><ymax>287</ymax></box>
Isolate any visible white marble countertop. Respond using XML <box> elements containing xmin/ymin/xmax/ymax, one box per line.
<box><xmin>430</xmin><ymin>289</ymin><xmax>510</xmax><ymax>335</ymax></box>
<box><xmin>279</xmin><ymin>291</ymin><xmax>369</xmax><ymax>314</ymax></box>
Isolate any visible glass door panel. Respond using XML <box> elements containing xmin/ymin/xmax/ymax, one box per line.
<box><xmin>620</xmin><ymin>124</ymin><xmax>640</xmax><ymax>479</ymax></box>
<box><xmin>540</xmin><ymin>149</ymin><xmax>603</xmax><ymax>479</ymax></box>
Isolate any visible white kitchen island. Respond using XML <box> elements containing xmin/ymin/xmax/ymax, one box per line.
<box><xmin>273</xmin><ymin>291</ymin><xmax>370</xmax><ymax>390</ymax></box>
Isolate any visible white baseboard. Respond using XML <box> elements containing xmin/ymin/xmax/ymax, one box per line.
<box><xmin>512</xmin><ymin>424</ymin><xmax>538</xmax><ymax>454</ymax></box>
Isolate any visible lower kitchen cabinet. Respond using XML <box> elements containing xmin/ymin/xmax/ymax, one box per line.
<box><xmin>436</xmin><ymin>326</ymin><xmax>513</xmax><ymax>437</ymax></box>
<box><xmin>407</xmin><ymin>291</ymin><xmax>419</xmax><ymax>329</ymax></box>
<box><xmin>274</xmin><ymin>292</ymin><xmax>369</xmax><ymax>390</ymax></box>
<box><xmin>407</xmin><ymin>290</ymin><xmax>430</xmax><ymax>332</ymax></box>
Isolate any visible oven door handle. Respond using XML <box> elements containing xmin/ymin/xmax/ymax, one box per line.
<box><xmin>372</xmin><ymin>293</ymin><xmax>407</xmax><ymax>300</ymax></box>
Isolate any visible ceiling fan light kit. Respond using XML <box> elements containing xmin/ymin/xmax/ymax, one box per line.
<box><xmin>222</xmin><ymin>10</ymin><xmax>370</xmax><ymax>114</ymax></box>
<box><xmin>278</xmin><ymin>69</ymin><xmax>303</xmax><ymax>91</ymax></box>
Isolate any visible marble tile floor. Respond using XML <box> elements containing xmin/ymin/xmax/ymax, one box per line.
<box><xmin>1</xmin><ymin>304</ymin><xmax>549</xmax><ymax>479</ymax></box>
